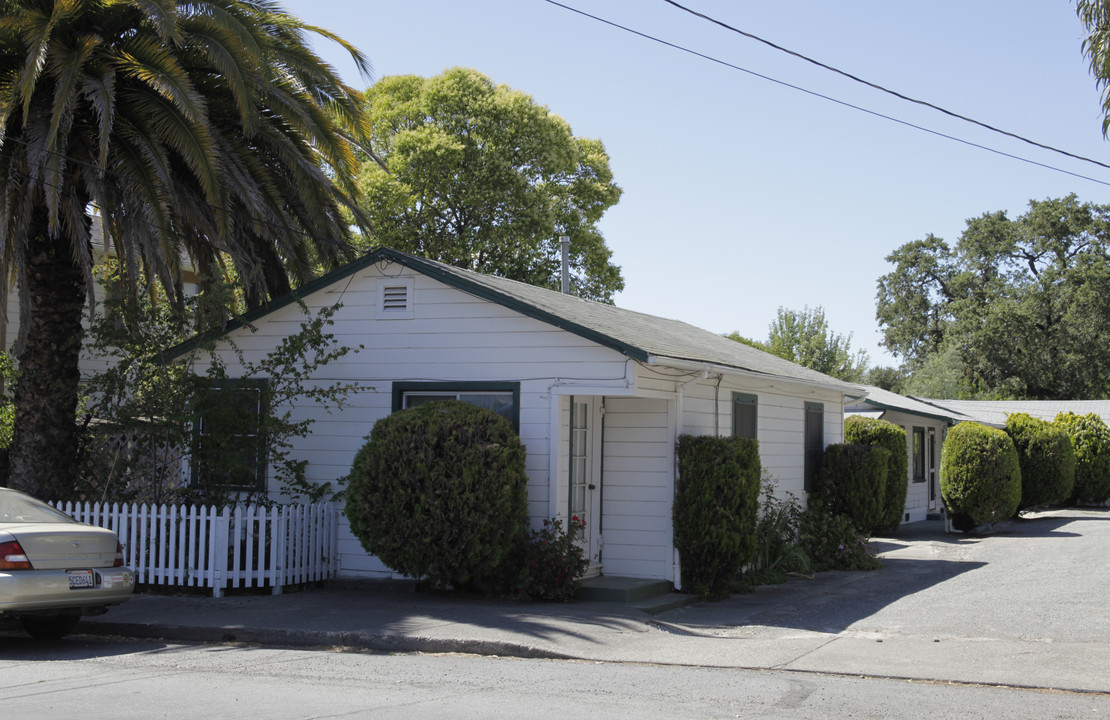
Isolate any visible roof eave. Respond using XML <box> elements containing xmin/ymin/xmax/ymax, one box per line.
<box><xmin>648</xmin><ymin>355</ymin><xmax>863</xmax><ymax>396</ymax></box>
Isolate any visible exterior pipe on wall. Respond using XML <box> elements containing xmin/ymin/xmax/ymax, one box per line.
<box><xmin>560</xmin><ymin>235</ymin><xmax>570</xmax><ymax>295</ymax></box>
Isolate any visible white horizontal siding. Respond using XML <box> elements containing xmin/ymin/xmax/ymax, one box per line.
<box><xmin>656</xmin><ymin>365</ymin><xmax>846</xmax><ymax>502</ymax></box>
<box><xmin>601</xmin><ymin>396</ymin><xmax>672</xmax><ymax>580</ymax></box>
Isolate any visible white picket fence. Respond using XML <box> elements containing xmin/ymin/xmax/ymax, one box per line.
<box><xmin>53</xmin><ymin>501</ymin><xmax>338</xmax><ymax>597</ymax></box>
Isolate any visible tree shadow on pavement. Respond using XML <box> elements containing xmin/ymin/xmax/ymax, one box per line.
<box><xmin>317</xmin><ymin>586</ymin><xmax>655</xmax><ymax>647</ymax></box>
<box><xmin>659</xmin><ymin>556</ymin><xmax>985</xmax><ymax>635</ymax></box>
<box><xmin>663</xmin><ymin>509</ymin><xmax>1108</xmax><ymax>636</ymax></box>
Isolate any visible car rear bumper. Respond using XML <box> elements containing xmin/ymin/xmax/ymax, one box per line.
<box><xmin>0</xmin><ymin>567</ymin><xmax>136</xmax><ymax>616</ymax></box>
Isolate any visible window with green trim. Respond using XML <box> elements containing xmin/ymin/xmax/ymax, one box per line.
<box><xmin>732</xmin><ymin>392</ymin><xmax>758</xmax><ymax>440</ymax></box>
<box><xmin>391</xmin><ymin>382</ymin><xmax>520</xmax><ymax>431</ymax></box>
<box><xmin>191</xmin><ymin>378</ymin><xmax>268</xmax><ymax>492</ymax></box>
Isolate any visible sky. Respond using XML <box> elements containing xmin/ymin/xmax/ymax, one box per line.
<box><xmin>279</xmin><ymin>0</ymin><xmax>1110</xmax><ymax>367</ymax></box>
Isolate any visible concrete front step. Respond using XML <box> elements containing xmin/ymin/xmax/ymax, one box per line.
<box><xmin>574</xmin><ymin>576</ymin><xmax>698</xmax><ymax>615</ymax></box>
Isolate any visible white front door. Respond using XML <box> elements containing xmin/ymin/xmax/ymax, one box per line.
<box><xmin>569</xmin><ymin>399</ymin><xmax>602</xmax><ymax>567</ymax></box>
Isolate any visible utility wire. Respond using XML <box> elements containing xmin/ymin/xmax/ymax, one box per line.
<box><xmin>541</xmin><ymin>0</ymin><xmax>1110</xmax><ymax>186</ymax></box>
<box><xmin>661</xmin><ymin>0</ymin><xmax>1110</xmax><ymax>172</ymax></box>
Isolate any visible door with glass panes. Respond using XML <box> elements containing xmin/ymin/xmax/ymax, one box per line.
<box><xmin>569</xmin><ymin>399</ymin><xmax>602</xmax><ymax>567</ymax></box>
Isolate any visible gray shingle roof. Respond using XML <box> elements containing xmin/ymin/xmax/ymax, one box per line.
<box><xmin>918</xmin><ymin>399</ymin><xmax>1110</xmax><ymax>428</ymax></box>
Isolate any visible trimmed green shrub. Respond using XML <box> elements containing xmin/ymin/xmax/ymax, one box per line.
<box><xmin>844</xmin><ymin>416</ymin><xmax>908</xmax><ymax>531</ymax></box>
<box><xmin>940</xmin><ymin>422</ymin><xmax>1021</xmax><ymax>529</ymax></box>
<box><xmin>673</xmin><ymin>434</ymin><xmax>761</xmax><ymax>598</ymax></box>
<box><xmin>1004</xmin><ymin>413</ymin><xmax>1076</xmax><ymax>510</ymax></box>
<box><xmin>815</xmin><ymin>443</ymin><xmax>889</xmax><ymax>536</ymax></box>
<box><xmin>344</xmin><ymin>400</ymin><xmax>529</xmax><ymax>589</ymax></box>
<box><xmin>1054</xmin><ymin>412</ymin><xmax>1110</xmax><ymax>505</ymax></box>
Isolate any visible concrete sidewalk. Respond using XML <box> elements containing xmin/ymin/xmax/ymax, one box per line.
<box><xmin>60</xmin><ymin>510</ymin><xmax>1110</xmax><ymax>695</ymax></box>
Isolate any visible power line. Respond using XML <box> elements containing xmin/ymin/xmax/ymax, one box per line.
<box><xmin>540</xmin><ymin>0</ymin><xmax>1110</xmax><ymax>187</ymax></box>
<box><xmin>661</xmin><ymin>0</ymin><xmax>1110</xmax><ymax>173</ymax></box>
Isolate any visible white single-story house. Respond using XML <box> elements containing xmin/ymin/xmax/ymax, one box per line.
<box><xmin>845</xmin><ymin>386</ymin><xmax>974</xmax><ymax>523</ymax></box>
<box><xmin>111</xmin><ymin>248</ymin><xmax>867</xmax><ymax>586</ymax></box>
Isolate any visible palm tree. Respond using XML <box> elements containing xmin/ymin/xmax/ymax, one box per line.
<box><xmin>0</xmin><ymin>0</ymin><xmax>371</xmax><ymax>499</ymax></box>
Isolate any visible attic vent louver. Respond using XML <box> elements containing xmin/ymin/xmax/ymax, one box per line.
<box><xmin>377</xmin><ymin>276</ymin><xmax>414</xmax><ymax>319</ymax></box>
<box><xmin>382</xmin><ymin>285</ymin><xmax>409</xmax><ymax>312</ymax></box>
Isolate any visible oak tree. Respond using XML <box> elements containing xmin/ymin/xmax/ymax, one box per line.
<box><xmin>876</xmin><ymin>195</ymin><xmax>1110</xmax><ymax>399</ymax></box>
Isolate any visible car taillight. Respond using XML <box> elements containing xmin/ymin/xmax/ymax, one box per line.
<box><xmin>113</xmin><ymin>541</ymin><xmax>125</xmax><ymax>568</ymax></box>
<box><xmin>0</xmin><ymin>539</ymin><xmax>33</xmax><ymax>570</ymax></box>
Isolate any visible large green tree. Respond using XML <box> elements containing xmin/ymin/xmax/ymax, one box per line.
<box><xmin>356</xmin><ymin>68</ymin><xmax>624</xmax><ymax>302</ymax></box>
<box><xmin>0</xmin><ymin>0</ymin><xmax>369</xmax><ymax>499</ymax></box>
<box><xmin>728</xmin><ymin>305</ymin><xmax>869</xmax><ymax>382</ymax></box>
<box><xmin>876</xmin><ymin>195</ymin><xmax>1110</xmax><ymax>399</ymax></box>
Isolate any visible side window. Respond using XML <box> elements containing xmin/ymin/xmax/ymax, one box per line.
<box><xmin>192</xmin><ymin>379</ymin><xmax>268</xmax><ymax>492</ymax></box>
<box><xmin>392</xmin><ymin>382</ymin><xmax>520</xmax><ymax>431</ymax></box>
<box><xmin>732</xmin><ymin>392</ymin><xmax>758</xmax><ymax>440</ymax></box>
<box><xmin>913</xmin><ymin>426</ymin><xmax>926</xmax><ymax>482</ymax></box>
<box><xmin>804</xmin><ymin>402</ymin><xmax>824</xmax><ymax>493</ymax></box>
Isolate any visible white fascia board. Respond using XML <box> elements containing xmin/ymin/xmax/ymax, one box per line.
<box><xmin>646</xmin><ymin>355</ymin><xmax>863</xmax><ymax>397</ymax></box>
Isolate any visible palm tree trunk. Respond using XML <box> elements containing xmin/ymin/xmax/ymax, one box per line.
<box><xmin>8</xmin><ymin>211</ymin><xmax>86</xmax><ymax>501</ymax></box>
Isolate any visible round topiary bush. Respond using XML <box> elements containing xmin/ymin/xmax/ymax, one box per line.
<box><xmin>940</xmin><ymin>422</ymin><xmax>1021</xmax><ymax>530</ymax></box>
<box><xmin>1054</xmin><ymin>412</ymin><xmax>1110</xmax><ymax>505</ymax></box>
<box><xmin>844</xmin><ymin>416</ymin><xmax>908</xmax><ymax>531</ymax></box>
<box><xmin>1004</xmin><ymin>412</ymin><xmax>1075</xmax><ymax>511</ymax></box>
<box><xmin>673</xmin><ymin>434</ymin><xmax>761</xmax><ymax>598</ymax></box>
<box><xmin>816</xmin><ymin>443</ymin><xmax>888</xmax><ymax>536</ymax></box>
<box><xmin>344</xmin><ymin>400</ymin><xmax>529</xmax><ymax>589</ymax></box>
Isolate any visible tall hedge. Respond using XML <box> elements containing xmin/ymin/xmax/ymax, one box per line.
<box><xmin>673</xmin><ymin>434</ymin><xmax>761</xmax><ymax>598</ymax></box>
<box><xmin>1054</xmin><ymin>412</ymin><xmax>1110</xmax><ymax>505</ymax></box>
<box><xmin>816</xmin><ymin>443</ymin><xmax>888</xmax><ymax>536</ymax></box>
<box><xmin>940</xmin><ymin>422</ymin><xmax>1021</xmax><ymax>529</ymax></box>
<box><xmin>844</xmin><ymin>416</ymin><xmax>908</xmax><ymax>531</ymax></box>
<box><xmin>1004</xmin><ymin>413</ymin><xmax>1075</xmax><ymax>510</ymax></box>
<box><xmin>344</xmin><ymin>400</ymin><xmax>529</xmax><ymax>589</ymax></box>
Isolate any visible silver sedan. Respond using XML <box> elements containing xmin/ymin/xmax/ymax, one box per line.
<box><xmin>0</xmin><ymin>487</ymin><xmax>135</xmax><ymax>639</ymax></box>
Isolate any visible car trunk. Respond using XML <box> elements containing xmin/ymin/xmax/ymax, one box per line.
<box><xmin>8</xmin><ymin>524</ymin><xmax>120</xmax><ymax>569</ymax></box>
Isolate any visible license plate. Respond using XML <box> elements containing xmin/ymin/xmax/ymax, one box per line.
<box><xmin>67</xmin><ymin>570</ymin><xmax>95</xmax><ymax>589</ymax></box>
